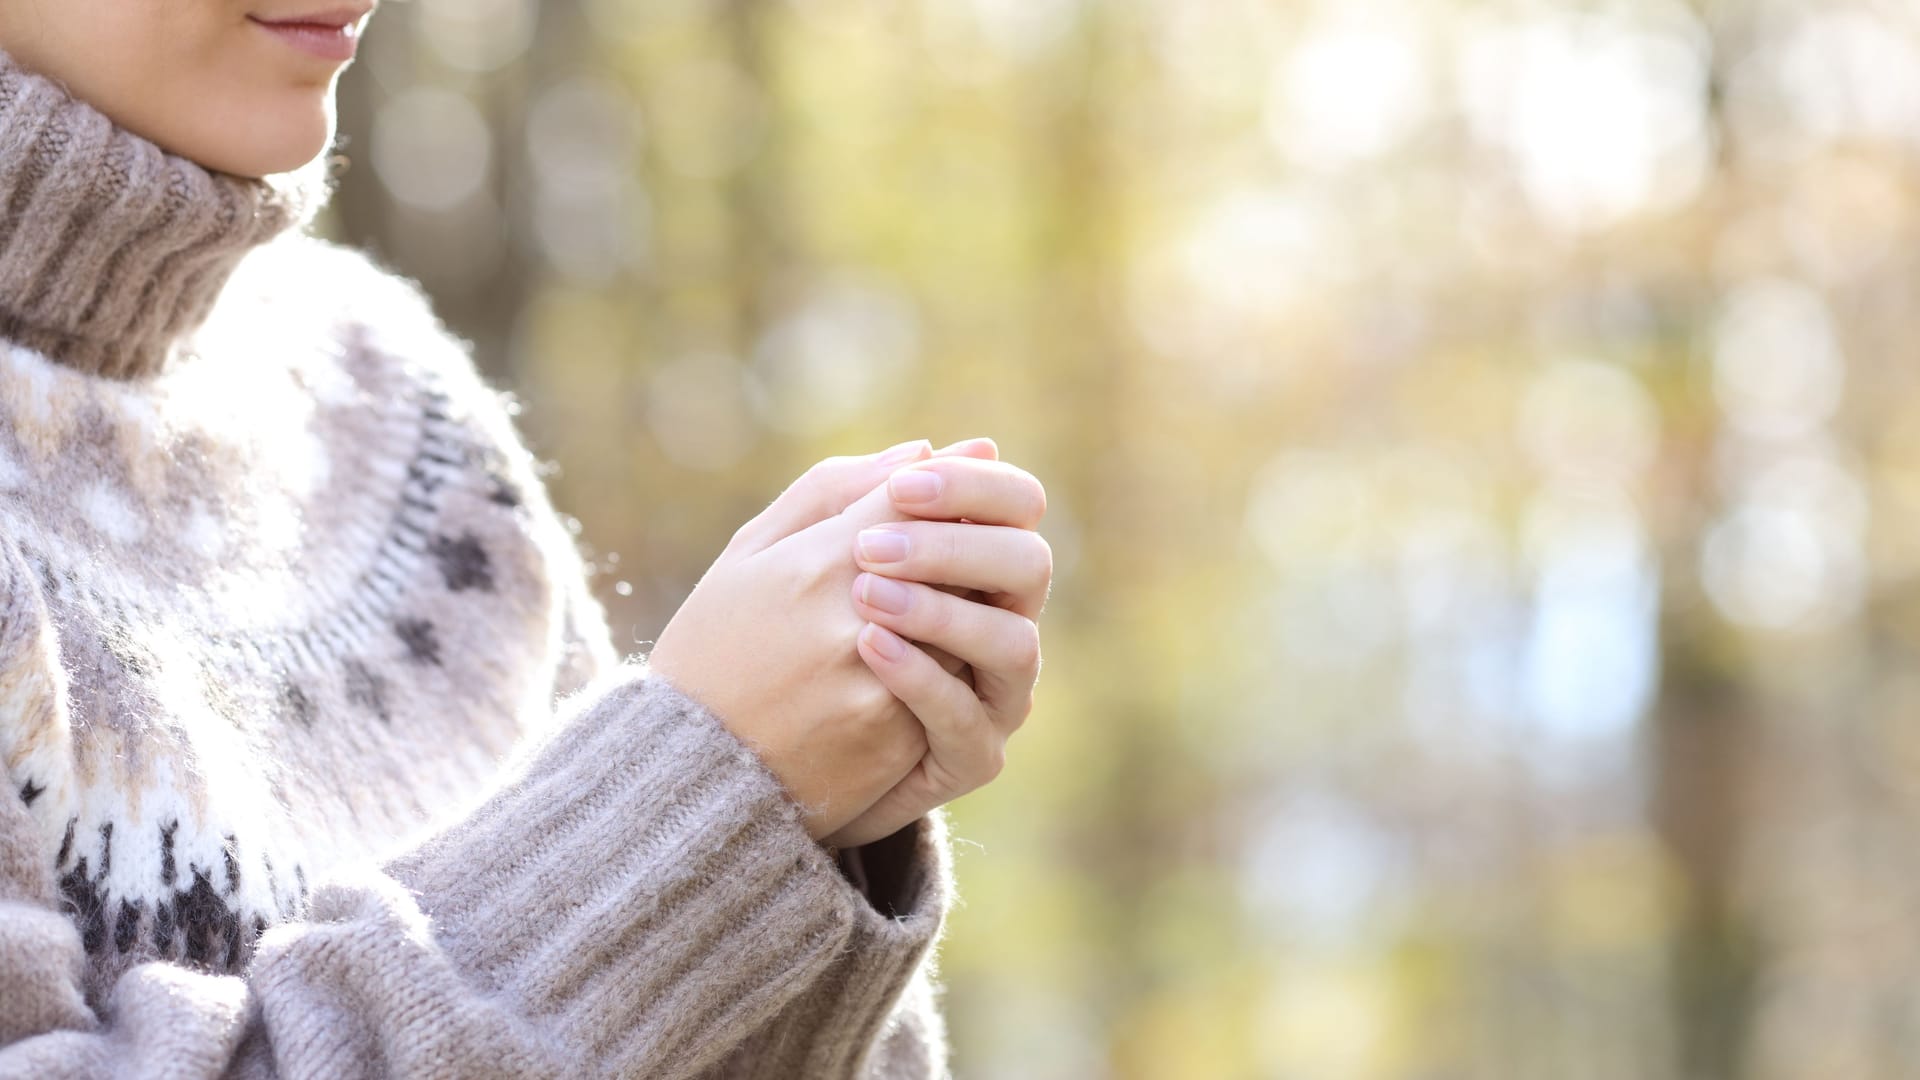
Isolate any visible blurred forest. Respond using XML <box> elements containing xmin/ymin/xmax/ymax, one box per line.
<box><xmin>324</xmin><ymin>0</ymin><xmax>1920</xmax><ymax>1076</ymax></box>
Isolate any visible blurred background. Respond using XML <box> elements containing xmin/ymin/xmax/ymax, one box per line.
<box><xmin>324</xmin><ymin>0</ymin><xmax>1920</xmax><ymax>1075</ymax></box>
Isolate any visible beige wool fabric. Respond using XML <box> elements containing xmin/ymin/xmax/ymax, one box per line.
<box><xmin>0</xmin><ymin>48</ymin><xmax>951</xmax><ymax>1079</ymax></box>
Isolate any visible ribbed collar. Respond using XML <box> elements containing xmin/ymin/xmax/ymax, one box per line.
<box><xmin>0</xmin><ymin>48</ymin><xmax>327</xmax><ymax>380</ymax></box>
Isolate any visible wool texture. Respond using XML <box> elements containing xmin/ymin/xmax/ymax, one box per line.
<box><xmin>0</xmin><ymin>48</ymin><xmax>951</xmax><ymax>1079</ymax></box>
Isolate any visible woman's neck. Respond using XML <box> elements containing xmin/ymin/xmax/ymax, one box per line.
<box><xmin>0</xmin><ymin>48</ymin><xmax>324</xmax><ymax>380</ymax></box>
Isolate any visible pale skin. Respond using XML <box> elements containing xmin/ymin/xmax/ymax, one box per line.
<box><xmin>0</xmin><ymin>1</ymin><xmax>1051</xmax><ymax>849</ymax></box>
<box><xmin>651</xmin><ymin>439</ymin><xmax>1050</xmax><ymax>848</ymax></box>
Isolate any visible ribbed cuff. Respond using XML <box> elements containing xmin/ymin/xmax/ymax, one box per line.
<box><xmin>387</xmin><ymin>671</ymin><xmax>949</xmax><ymax>1077</ymax></box>
<box><xmin>742</xmin><ymin>814</ymin><xmax>952</xmax><ymax>1078</ymax></box>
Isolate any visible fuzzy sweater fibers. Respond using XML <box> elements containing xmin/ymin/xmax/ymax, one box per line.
<box><xmin>0</xmin><ymin>49</ymin><xmax>951</xmax><ymax>1079</ymax></box>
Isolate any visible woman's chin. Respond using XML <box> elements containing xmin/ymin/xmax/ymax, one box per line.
<box><xmin>146</xmin><ymin>95</ymin><xmax>336</xmax><ymax>181</ymax></box>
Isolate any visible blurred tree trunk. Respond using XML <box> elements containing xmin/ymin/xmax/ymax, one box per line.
<box><xmin>1650</xmin><ymin>624</ymin><xmax>1760</xmax><ymax>1080</ymax></box>
<box><xmin>1647</xmin><ymin>23</ymin><xmax>1763</xmax><ymax>1077</ymax></box>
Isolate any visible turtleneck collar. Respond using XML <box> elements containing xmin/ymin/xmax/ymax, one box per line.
<box><xmin>0</xmin><ymin>48</ymin><xmax>328</xmax><ymax>380</ymax></box>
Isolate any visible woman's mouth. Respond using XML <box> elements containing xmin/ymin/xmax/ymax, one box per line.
<box><xmin>248</xmin><ymin>8</ymin><xmax>373</xmax><ymax>63</ymax></box>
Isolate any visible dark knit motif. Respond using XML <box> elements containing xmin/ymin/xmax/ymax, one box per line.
<box><xmin>55</xmin><ymin>818</ymin><xmax>294</xmax><ymax>974</ymax></box>
<box><xmin>429</xmin><ymin>532</ymin><xmax>496</xmax><ymax>592</ymax></box>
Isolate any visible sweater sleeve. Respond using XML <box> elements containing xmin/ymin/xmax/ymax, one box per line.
<box><xmin>529</xmin><ymin>530</ymin><xmax>956</xmax><ymax>1078</ymax></box>
<box><xmin>0</xmin><ymin>668</ymin><xmax>951</xmax><ymax>1080</ymax></box>
<box><xmin>262</xmin><ymin>671</ymin><xmax>952</xmax><ymax>1080</ymax></box>
<box><xmin>526</xmin><ymin>492</ymin><xmax>955</xmax><ymax>1077</ymax></box>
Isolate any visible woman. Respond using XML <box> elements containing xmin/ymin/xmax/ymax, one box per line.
<box><xmin>0</xmin><ymin>2</ymin><xmax>1051</xmax><ymax>1076</ymax></box>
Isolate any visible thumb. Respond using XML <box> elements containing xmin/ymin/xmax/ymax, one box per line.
<box><xmin>824</xmin><ymin>467</ymin><xmax>916</xmax><ymax>536</ymax></box>
<box><xmin>827</xmin><ymin>437</ymin><xmax>1001</xmax><ymax>536</ymax></box>
<box><xmin>728</xmin><ymin>440</ymin><xmax>931</xmax><ymax>556</ymax></box>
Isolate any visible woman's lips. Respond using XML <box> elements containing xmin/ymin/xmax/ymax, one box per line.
<box><xmin>248</xmin><ymin>9</ymin><xmax>370</xmax><ymax>63</ymax></box>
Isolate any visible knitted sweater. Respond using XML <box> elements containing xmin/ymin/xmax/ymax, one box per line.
<box><xmin>0</xmin><ymin>50</ymin><xmax>950</xmax><ymax>1079</ymax></box>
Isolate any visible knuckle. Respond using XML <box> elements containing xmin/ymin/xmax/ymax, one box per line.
<box><xmin>1006</xmin><ymin>694</ymin><xmax>1034</xmax><ymax>732</ymax></box>
<box><xmin>921</xmin><ymin>590</ymin><xmax>957</xmax><ymax>636</ymax></box>
<box><xmin>793</xmin><ymin>461</ymin><xmax>829</xmax><ymax>491</ymax></box>
<box><xmin>1020</xmin><ymin>474</ymin><xmax>1048</xmax><ymax>525</ymax></box>
<box><xmin>849</xmin><ymin>678</ymin><xmax>899</xmax><ymax>723</ymax></box>
<box><xmin>1008</xmin><ymin>620</ymin><xmax>1042</xmax><ymax>675</ymax></box>
<box><xmin>782</xmin><ymin>548</ymin><xmax>839</xmax><ymax>599</ymax></box>
<box><xmin>803</xmin><ymin>455</ymin><xmax>855</xmax><ymax>486</ymax></box>
<box><xmin>981</xmin><ymin>742</ymin><xmax>1007</xmax><ymax>785</ymax></box>
<box><xmin>935</xmin><ymin>525</ymin><xmax>967</xmax><ymax>573</ymax></box>
<box><xmin>1029</xmin><ymin>534</ymin><xmax>1054</xmax><ymax>587</ymax></box>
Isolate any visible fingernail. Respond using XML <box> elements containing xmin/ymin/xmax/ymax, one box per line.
<box><xmin>878</xmin><ymin>439</ymin><xmax>930</xmax><ymax>465</ymax></box>
<box><xmin>857</xmin><ymin>528</ymin><xmax>910</xmax><ymax>563</ymax></box>
<box><xmin>857</xmin><ymin>573</ymin><xmax>913</xmax><ymax>615</ymax></box>
<box><xmin>889</xmin><ymin>469</ymin><xmax>943</xmax><ymax>503</ymax></box>
<box><xmin>863</xmin><ymin>623</ymin><xmax>907</xmax><ymax>661</ymax></box>
<box><xmin>938</xmin><ymin>436</ymin><xmax>996</xmax><ymax>456</ymax></box>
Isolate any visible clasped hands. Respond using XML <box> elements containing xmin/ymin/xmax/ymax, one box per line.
<box><xmin>648</xmin><ymin>438</ymin><xmax>1050</xmax><ymax>849</ymax></box>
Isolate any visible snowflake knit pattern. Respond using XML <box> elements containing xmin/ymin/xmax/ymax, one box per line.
<box><xmin>0</xmin><ymin>47</ymin><xmax>949</xmax><ymax>1079</ymax></box>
